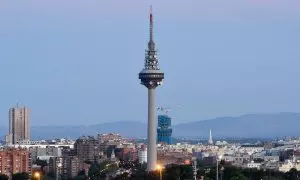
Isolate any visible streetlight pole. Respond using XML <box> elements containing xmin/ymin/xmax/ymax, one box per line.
<box><xmin>216</xmin><ymin>159</ymin><xmax>219</xmax><ymax>180</ymax></box>
<box><xmin>192</xmin><ymin>158</ymin><xmax>197</xmax><ymax>180</ymax></box>
<box><xmin>156</xmin><ymin>164</ymin><xmax>163</xmax><ymax>180</ymax></box>
<box><xmin>216</xmin><ymin>155</ymin><xmax>223</xmax><ymax>180</ymax></box>
<box><xmin>160</xmin><ymin>168</ymin><xmax>162</xmax><ymax>180</ymax></box>
<box><xmin>220</xmin><ymin>166</ymin><xmax>224</xmax><ymax>180</ymax></box>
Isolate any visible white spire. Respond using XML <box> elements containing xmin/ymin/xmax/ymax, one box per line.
<box><xmin>208</xmin><ymin>129</ymin><xmax>213</xmax><ymax>145</ymax></box>
<box><xmin>110</xmin><ymin>149</ymin><xmax>116</xmax><ymax>161</ymax></box>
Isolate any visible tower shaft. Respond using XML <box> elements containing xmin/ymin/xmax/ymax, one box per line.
<box><xmin>147</xmin><ymin>88</ymin><xmax>157</xmax><ymax>171</ymax></box>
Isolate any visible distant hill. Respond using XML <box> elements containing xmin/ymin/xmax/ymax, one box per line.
<box><xmin>30</xmin><ymin>121</ymin><xmax>147</xmax><ymax>139</ymax></box>
<box><xmin>0</xmin><ymin>113</ymin><xmax>300</xmax><ymax>140</ymax></box>
<box><xmin>173</xmin><ymin>113</ymin><xmax>300</xmax><ymax>138</ymax></box>
<box><xmin>0</xmin><ymin>121</ymin><xmax>147</xmax><ymax>140</ymax></box>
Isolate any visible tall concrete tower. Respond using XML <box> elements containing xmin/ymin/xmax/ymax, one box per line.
<box><xmin>208</xmin><ymin>129</ymin><xmax>213</xmax><ymax>145</ymax></box>
<box><xmin>139</xmin><ymin>6</ymin><xmax>164</xmax><ymax>172</ymax></box>
<box><xmin>9</xmin><ymin>104</ymin><xmax>30</xmax><ymax>144</ymax></box>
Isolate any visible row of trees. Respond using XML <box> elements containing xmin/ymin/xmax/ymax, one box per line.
<box><xmin>202</xmin><ymin>166</ymin><xmax>300</xmax><ymax>180</ymax></box>
<box><xmin>0</xmin><ymin>172</ymin><xmax>29</xmax><ymax>180</ymax></box>
<box><xmin>3</xmin><ymin>162</ymin><xmax>300</xmax><ymax>180</ymax></box>
<box><xmin>115</xmin><ymin>164</ymin><xmax>300</xmax><ymax>180</ymax></box>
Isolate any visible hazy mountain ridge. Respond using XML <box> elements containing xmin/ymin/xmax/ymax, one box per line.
<box><xmin>0</xmin><ymin>113</ymin><xmax>299</xmax><ymax>139</ymax></box>
<box><xmin>173</xmin><ymin>113</ymin><xmax>300</xmax><ymax>138</ymax></box>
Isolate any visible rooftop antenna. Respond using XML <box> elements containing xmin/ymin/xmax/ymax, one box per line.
<box><xmin>149</xmin><ymin>5</ymin><xmax>153</xmax><ymax>40</ymax></box>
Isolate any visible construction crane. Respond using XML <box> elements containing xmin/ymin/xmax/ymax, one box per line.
<box><xmin>156</xmin><ymin>106</ymin><xmax>170</xmax><ymax>115</ymax></box>
<box><xmin>156</xmin><ymin>105</ymin><xmax>182</xmax><ymax>115</ymax></box>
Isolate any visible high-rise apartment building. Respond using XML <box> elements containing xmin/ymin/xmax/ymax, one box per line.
<box><xmin>157</xmin><ymin>115</ymin><xmax>172</xmax><ymax>144</ymax></box>
<box><xmin>49</xmin><ymin>157</ymin><xmax>64</xmax><ymax>179</ymax></box>
<box><xmin>0</xmin><ymin>148</ymin><xmax>31</xmax><ymax>179</ymax></box>
<box><xmin>49</xmin><ymin>156</ymin><xmax>80</xmax><ymax>179</ymax></box>
<box><xmin>97</xmin><ymin>133</ymin><xmax>122</xmax><ymax>157</ymax></box>
<box><xmin>74</xmin><ymin>136</ymin><xmax>98</xmax><ymax>164</ymax></box>
<box><xmin>9</xmin><ymin>105</ymin><xmax>30</xmax><ymax>144</ymax></box>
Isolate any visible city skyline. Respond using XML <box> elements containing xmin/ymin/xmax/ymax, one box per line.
<box><xmin>1</xmin><ymin>1</ymin><xmax>300</xmax><ymax>179</ymax></box>
<box><xmin>0</xmin><ymin>0</ymin><xmax>300</xmax><ymax>126</ymax></box>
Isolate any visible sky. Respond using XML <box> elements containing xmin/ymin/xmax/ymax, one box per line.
<box><xmin>0</xmin><ymin>0</ymin><xmax>299</xmax><ymax>126</ymax></box>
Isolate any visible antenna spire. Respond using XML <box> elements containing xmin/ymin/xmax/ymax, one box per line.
<box><xmin>148</xmin><ymin>5</ymin><xmax>155</xmax><ymax>51</ymax></box>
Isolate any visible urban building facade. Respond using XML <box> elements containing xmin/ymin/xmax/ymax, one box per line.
<box><xmin>74</xmin><ymin>136</ymin><xmax>98</xmax><ymax>164</ymax></box>
<box><xmin>0</xmin><ymin>148</ymin><xmax>31</xmax><ymax>179</ymax></box>
<box><xmin>115</xmin><ymin>147</ymin><xmax>138</xmax><ymax>162</ymax></box>
<box><xmin>49</xmin><ymin>151</ymin><xmax>80</xmax><ymax>179</ymax></box>
<box><xmin>157</xmin><ymin>115</ymin><xmax>172</xmax><ymax>144</ymax></box>
<box><xmin>65</xmin><ymin>156</ymin><xmax>80</xmax><ymax>178</ymax></box>
<box><xmin>98</xmin><ymin>133</ymin><xmax>121</xmax><ymax>143</ymax></box>
<box><xmin>9</xmin><ymin>105</ymin><xmax>30</xmax><ymax>144</ymax></box>
<box><xmin>138</xmin><ymin>145</ymin><xmax>147</xmax><ymax>164</ymax></box>
<box><xmin>49</xmin><ymin>157</ymin><xmax>64</xmax><ymax>179</ymax></box>
<box><xmin>30</xmin><ymin>146</ymin><xmax>62</xmax><ymax>162</ymax></box>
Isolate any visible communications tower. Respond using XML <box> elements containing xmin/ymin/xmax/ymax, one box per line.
<box><xmin>139</xmin><ymin>6</ymin><xmax>164</xmax><ymax>171</ymax></box>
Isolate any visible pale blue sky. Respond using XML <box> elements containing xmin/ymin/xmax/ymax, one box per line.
<box><xmin>0</xmin><ymin>0</ymin><xmax>299</xmax><ymax>125</ymax></box>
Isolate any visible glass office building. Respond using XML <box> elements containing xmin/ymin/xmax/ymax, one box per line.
<box><xmin>157</xmin><ymin>115</ymin><xmax>172</xmax><ymax>144</ymax></box>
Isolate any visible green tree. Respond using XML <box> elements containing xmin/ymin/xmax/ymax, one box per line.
<box><xmin>242</xmin><ymin>168</ymin><xmax>265</xmax><ymax>180</ymax></box>
<box><xmin>36</xmin><ymin>158</ymin><xmax>48</xmax><ymax>171</ymax></box>
<box><xmin>73</xmin><ymin>175</ymin><xmax>87</xmax><ymax>180</ymax></box>
<box><xmin>114</xmin><ymin>172</ymin><xmax>130</xmax><ymax>180</ymax></box>
<box><xmin>163</xmin><ymin>164</ymin><xmax>193</xmax><ymax>180</ymax></box>
<box><xmin>204</xmin><ymin>177</ymin><xmax>213</xmax><ymax>180</ymax></box>
<box><xmin>0</xmin><ymin>174</ymin><xmax>9</xmax><ymax>180</ymax></box>
<box><xmin>285</xmin><ymin>168</ymin><xmax>299</xmax><ymax>180</ymax></box>
<box><xmin>130</xmin><ymin>167</ymin><xmax>147</xmax><ymax>180</ymax></box>
<box><xmin>262</xmin><ymin>176</ymin><xmax>284</xmax><ymax>180</ymax></box>
<box><xmin>88</xmin><ymin>161</ymin><xmax>110</xmax><ymax>180</ymax></box>
<box><xmin>12</xmin><ymin>172</ymin><xmax>29</xmax><ymax>180</ymax></box>
<box><xmin>88</xmin><ymin>162</ymin><xmax>101</xmax><ymax>179</ymax></box>
<box><xmin>77</xmin><ymin>170</ymin><xmax>86</xmax><ymax>176</ymax></box>
<box><xmin>223</xmin><ymin>166</ymin><xmax>241</xmax><ymax>180</ymax></box>
<box><xmin>230</xmin><ymin>174</ymin><xmax>247</xmax><ymax>180</ymax></box>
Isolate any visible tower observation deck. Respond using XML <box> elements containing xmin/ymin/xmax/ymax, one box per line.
<box><xmin>139</xmin><ymin>7</ymin><xmax>164</xmax><ymax>89</ymax></box>
<box><xmin>138</xmin><ymin>6</ymin><xmax>164</xmax><ymax>172</ymax></box>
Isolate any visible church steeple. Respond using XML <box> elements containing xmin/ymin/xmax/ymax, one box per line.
<box><xmin>208</xmin><ymin>129</ymin><xmax>214</xmax><ymax>145</ymax></box>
